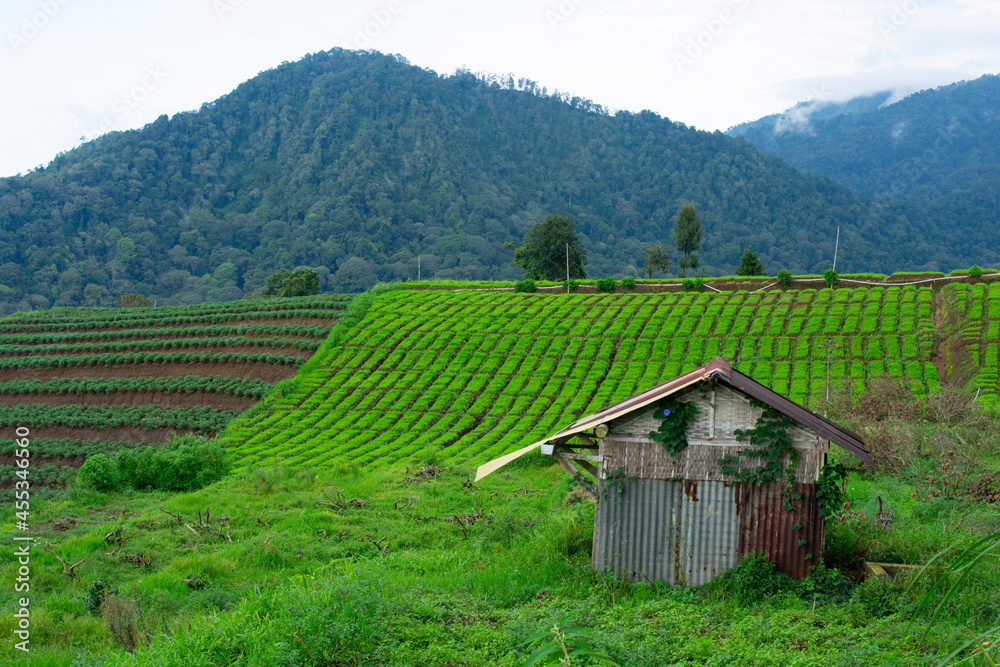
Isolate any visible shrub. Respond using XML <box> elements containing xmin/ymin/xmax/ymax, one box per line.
<box><xmin>777</xmin><ymin>269</ymin><xmax>793</xmax><ymax>287</ymax></box>
<box><xmin>682</xmin><ymin>278</ymin><xmax>695</xmax><ymax>291</ymax></box>
<box><xmin>852</xmin><ymin>577</ymin><xmax>899</xmax><ymax>618</ymax></box>
<box><xmin>705</xmin><ymin>552</ymin><xmax>794</xmax><ymax>606</ymax></box>
<box><xmin>693</xmin><ymin>277</ymin><xmax>704</xmax><ymax>290</ymax></box>
<box><xmin>102</xmin><ymin>594</ymin><xmax>149</xmax><ymax>652</ymax></box>
<box><xmin>514</xmin><ymin>279</ymin><xmax>537</xmax><ymax>293</ymax></box>
<box><xmin>823</xmin><ymin>269</ymin><xmax>839</xmax><ymax>287</ymax></box>
<box><xmin>969</xmin><ymin>265</ymin><xmax>983</xmax><ymax>279</ymax></box>
<box><xmin>621</xmin><ymin>276</ymin><xmax>637</xmax><ymax>291</ymax></box>
<box><xmin>114</xmin><ymin>448</ymin><xmax>139</xmax><ymax>490</ymax></box>
<box><xmin>596</xmin><ymin>277</ymin><xmax>617</xmax><ymax>292</ymax></box>
<box><xmin>84</xmin><ymin>579</ymin><xmax>118</xmax><ymax>615</ymax></box>
<box><xmin>77</xmin><ymin>453</ymin><xmax>119</xmax><ymax>492</ymax></box>
<box><xmin>562</xmin><ymin>279</ymin><xmax>579</xmax><ymax>293</ymax></box>
<box><xmin>112</xmin><ymin>435</ymin><xmax>230</xmax><ymax>492</ymax></box>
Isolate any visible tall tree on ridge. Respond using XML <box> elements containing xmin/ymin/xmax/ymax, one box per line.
<box><xmin>509</xmin><ymin>214</ymin><xmax>587</xmax><ymax>281</ymax></box>
<box><xmin>673</xmin><ymin>204</ymin><xmax>702</xmax><ymax>278</ymax></box>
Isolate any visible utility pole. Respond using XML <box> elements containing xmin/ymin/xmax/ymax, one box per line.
<box><xmin>832</xmin><ymin>226</ymin><xmax>840</xmax><ymax>272</ymax></box>
<box><xmin>417</xmin><ymin>255</ymin><xmax>421</xmax><ymax>281</ymax></box>
<box><xmin>566</xmin><ymin>243</ymin><xmax>570</xmax><ymax>294</ymax></box>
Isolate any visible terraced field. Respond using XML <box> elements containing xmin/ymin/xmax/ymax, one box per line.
<box><xmin>223</xmin><ymin>284</ymin><xmax>948</xmax><ymax>470</ymax></box>
<box><xmin>0</xmin><ymin>295</ymin><xmax>348</xmax><ymax>486</ymax></box>
<box><xmin>950</xmin><ymin>281</ymin><xmax>1000</xmax><ymax>406</ymax></box>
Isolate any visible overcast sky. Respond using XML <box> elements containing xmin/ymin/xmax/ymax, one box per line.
<box><xmin>1</xmin><ymin>0</ymin><xmax>998</xmax><ymax>177</ymax></box>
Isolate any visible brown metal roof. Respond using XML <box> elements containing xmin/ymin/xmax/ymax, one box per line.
<box><xmin>474</xmin><ymin>357</ymin><xmax>871</xmax><ymax>481</ymax></box>
<box><xmin>552</xmin><ymin>356</ymin><xmax>871</xmax><ymax>466</ymax></box>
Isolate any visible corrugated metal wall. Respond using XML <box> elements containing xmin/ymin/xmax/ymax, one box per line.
<box><xmin>593</xmin><ymin>479</ymin><xmax>740</xmax><ymax>586</ymax></box>
<box><xmin>594</xmin><ymin>478</ymin><xmax>823</xmax><ymax>584</ymax></box>
<box><xmin>679</xmin><ymin>481</ymin><xmax>741</xmax><ymax>585</ymax></box>
<box><xmin>591</xmin><ymin>383</ymin><xmax>828</xmax><ymax>585</ymax></box>
<box><xmin>738</xmin><ymin>482</ymin><xmax>824</xmax><ymax>580</ymax></box>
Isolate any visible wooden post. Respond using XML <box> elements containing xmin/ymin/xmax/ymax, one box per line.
<box><xmin>417</xmin><ymin>255</ymin><xmax>421</xmax><ymax>281</ymax></box>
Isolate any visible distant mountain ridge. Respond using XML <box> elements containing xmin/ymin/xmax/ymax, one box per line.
<box><xmin>727</xmin><ymin>75</ymin><xmax>1000</xmax><ymax>222</ymax></box>
<box><xmin>0</xmin><ymin>49</ymin><xmax>988</xmax><ymax>313</ymax></box>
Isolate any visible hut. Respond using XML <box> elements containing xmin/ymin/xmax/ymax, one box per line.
<box><xmin>476</xmin><ymin>357</ymin><xmax>872</xmax><ymax>585</ymax></box>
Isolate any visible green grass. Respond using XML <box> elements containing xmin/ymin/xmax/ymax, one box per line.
<box><xmin>2</xmin><ymin>456</ymin><xmax>998</xmax><ymax>666</ymax></box>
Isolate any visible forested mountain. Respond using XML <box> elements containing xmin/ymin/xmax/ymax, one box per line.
<box><xmin>728</xmin><ymin>75</ymin><xmax>1000</xmax><ymax>236</ymax></box>
<box><xmin>728</xmin><ymin>91</ymin><xmax>894</xmax><ymax>150</ymax></box>
<box><xmin>0</xmin><ymin>49</ymin><xmax>985</xmax><ymax>313</ymax></box>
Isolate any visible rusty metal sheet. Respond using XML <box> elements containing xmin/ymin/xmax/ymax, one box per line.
<box><xmin>593</xmin><ymin>479</ymin><xmax>739</xmax><ymax>586</ymax></box>
<box><xmin>738</xmin><ymin>482</ymin><xmax>823</xmax><ymax>580</ymax></box>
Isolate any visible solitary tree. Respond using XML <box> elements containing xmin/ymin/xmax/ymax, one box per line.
<box><xmin>673</xmin><ymin>204</ymin><xmax>702</xmax><ymax>278</ymax></box>
<box><xmin>735</xmin><ymin>246</ymin><xmax>766</xmax><ymax>276</ymax></box>
<box><xmin>509</xmin><ymin>214</ymin><xmax>587</xmax><ymax>281</ymax></box>
<box><xmin>642</xmin><ymin>243</ymin><xmax>671</xmax><ymax>279</ymax></box>
<box><xmin>264</xmin><ymin>268</ymin><xmax>320</xmax><ymax>297</ymax></box>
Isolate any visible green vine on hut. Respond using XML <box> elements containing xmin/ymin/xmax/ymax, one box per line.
<box><xmin>816</xmin><ymin>462</ymin><xmax>848</xmax><ymax>526</ymax></box>
<box><xmin>648</xmin><ymin>398</ymin><xmax>698</xmax><ymax>458</ymax></box>
<box><xmin>717</xmin><ymin>401</ymin><xmax>799</xmax><ymax>510</ymax></box>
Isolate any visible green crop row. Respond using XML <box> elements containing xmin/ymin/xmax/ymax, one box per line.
<box><xmin>8</xmin><ymin>294</ymin><xmax>350</xmax><ymax>324</ymax></box>
<box><xmin>0</xmin><ymin>437</ymin><xmax>146</xmax><ymax>458</ymax></box>
<box><xmin>0</xmin><ymin>307</ymin><xmax>342</xmax><ymax>334</ymax></box>
<box><xmin>948</xmin><ymin>283</ymin><xmax>1000</xmax><ymax>404</ymax></box>
<box><xmin>0</xmin><ymin>404</ymin><xmax>237</xmax><ymax>432</ymax></box>
<box><xmin>0</xmin><ymin>323</ymin><xmax>331</xmax><ymax>346</ymax></box>
<box><xmin>0</xmin><ymin>351</ymin><xmax>305</xmax><ymax>369</ymax></box>
<box><xmin>0</xmin><ymin>376</ymin><xmax>273</xmax><ymax>398</ymax></box>
<box><xmin>0</xmin><ymin>335</ymin><xmax>320</xmax><ymax>357</ymax></box>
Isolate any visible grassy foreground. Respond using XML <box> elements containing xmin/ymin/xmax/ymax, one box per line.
<box><xmin>2</xmin><ymin>448</ymin><xmax>999</xmax><ymax>666</ymax></box>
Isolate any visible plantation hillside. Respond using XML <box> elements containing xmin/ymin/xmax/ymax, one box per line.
<box><xmin>4</xmin><ymin>282</ymin><xmax>1000</xmax><ymax>666</ymax></box>
<box><xmin>0</xmin><ymin>49</ymin><xmax>968</xmax><ymax>315</ymax></box>
<box><xmin>222</xmin><ymin>279</ymin><xmax>1000</xmax><ymax>471</ymax></box>
<box><xmin>0</xmin><ymin>294</ymin><xmax>348</xmax><ymax>487</ymax></box>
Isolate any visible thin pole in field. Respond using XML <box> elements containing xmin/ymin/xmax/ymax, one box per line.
<box><xmin>566</xmin><ymin>243</ymin><xmax>569</xmax><ymax>294</ymax></box>
<box><xmin>418</xmin><ymin>255</ymin><xmax>421</xmax><ymax>281</ymax></box>
<box><xmin>832</xmin><ymin>226</ymin><xmax>840</xmax><ymax>272</ymax></box>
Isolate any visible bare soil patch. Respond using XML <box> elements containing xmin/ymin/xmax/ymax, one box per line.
<box><xmin>2</xmin><ymin>316</ymin><xmax>337</xmax><ymax>334</ymax></box>
<box><xmin>0</xmin><ymin>361</ymin><xmax>298</xmax><ymax>383</ymax></box>
<box><xmin>0</xmin><ymin>453</ymin><xmax>87</xmax><ymax>468</ymax></box>
<box><xmin>0</xmin><ymin>390</ymin><xmax>257</xmax><ymax>411</ymax></box>
<box><xmin>1</xmin><ymin>344</ymin><xmax>315</xmax><ymax>359</ymax></box>
<box><xmin>0</xmin><ymin>330</ymin><xmax>323</xmax><ymax>347</ymax></box>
